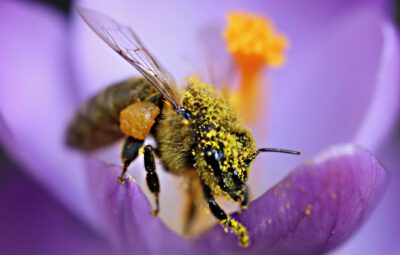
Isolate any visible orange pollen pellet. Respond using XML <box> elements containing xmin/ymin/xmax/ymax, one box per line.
<box><xmin>120</xmin><ymin>102</ymin><xmax>160</xmax><ymax>140</ymax></box>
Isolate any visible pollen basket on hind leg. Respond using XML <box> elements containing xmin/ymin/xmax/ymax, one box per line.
<box><xmin>120</xmin><ymin>102</ymin><xmax>160</xmax><ymax>140</ymax></box>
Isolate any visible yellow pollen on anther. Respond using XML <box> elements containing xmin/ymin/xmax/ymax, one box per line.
<box><xmin>224</xmin><ymin>12</ymin><xmax>288</xmax><ymax>68</ymax></box>
<box><xmin>223</xmin><ymin>12</ymin><xmax>288</xmax><ymax>123</ymax></box>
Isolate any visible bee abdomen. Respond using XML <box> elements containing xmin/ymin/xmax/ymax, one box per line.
<box><xmin>66</xmin><ymin>77</ymin><xmax>160</xmax><ymax>151</ymax></box>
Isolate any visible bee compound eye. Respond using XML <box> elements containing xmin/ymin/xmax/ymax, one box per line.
<box><xmin>204</xmin><ymin>146</ymin><xmax>223</xmax><ymax>176</ymax></box>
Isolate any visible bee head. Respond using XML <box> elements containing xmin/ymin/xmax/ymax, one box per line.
<box><xmin>194</xmin><ymin>127</ymin><xmax>258</xmax><ymax>202</ymax></box>
<box><xmin>183</xmin><ymin>79</ymin><xmax>300</xmax><ymax>201</ymax></box>
<box><xmin>183</xmin><ymin>78</ymin><xmax>259</xmax><ymax>201</ymax></box>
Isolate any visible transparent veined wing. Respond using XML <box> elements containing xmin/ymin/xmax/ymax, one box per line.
<box><xmin>77</xmin><ymin>6</ymin><xmax>182</xmax><ymax>111</ymax></box>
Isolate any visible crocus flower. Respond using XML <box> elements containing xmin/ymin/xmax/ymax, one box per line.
<box><xmin>0</xmin><ymin>0</ymin><xmax>398</xmax><ymax>255</ymax></box>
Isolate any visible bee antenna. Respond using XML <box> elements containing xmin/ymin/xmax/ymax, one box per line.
<box><xmin>257</xmin><ymin>148</ymin><xmax>301</xmax><ymax>155</ymax></box>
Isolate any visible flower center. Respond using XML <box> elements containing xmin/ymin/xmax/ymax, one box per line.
<box><xmin>223</xmin><ymin>12</ymin><xmax>288</xmax><ymax>123</ymax></box>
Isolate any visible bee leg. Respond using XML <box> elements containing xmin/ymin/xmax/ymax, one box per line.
<box><xmin>182</xmin><ymin>175</ymin><xmax>197</xmax><ymax>235</ymax></box>
<box><xmin>240</xmin><ymin>186</ymin><xmax>250</xmax><ymax>213</ymax></box>
<box><xmin>201</xmin><ymin>181</ymin><xmax>251</xmax><ymax>247</ymax></box>
<box><xmin>143</xmin><ymin>145</ymin><xmax>160</xmax><ymax>216</ymax></box>
<box><xmin>119</xmin><ymin>136</ymin><xmax>144</xmax><ymax>184</ymax></box>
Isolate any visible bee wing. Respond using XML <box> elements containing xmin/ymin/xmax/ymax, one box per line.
<box><xmin>77</xmin><ymin>7</ymin><xmax>181</xmax><ymax>110</ymax></box>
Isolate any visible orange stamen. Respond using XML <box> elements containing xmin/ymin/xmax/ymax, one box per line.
<box><xmin>223</xmin><ymin>12</ymin><xmax>288</xmax><ymax>123</ymax></box>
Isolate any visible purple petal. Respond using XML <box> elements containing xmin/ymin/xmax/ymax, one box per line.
<box><xmin>267</xmin><ymin>7</ymin><xmax>398</xmax><ymax>154</ymax></box>
<box><xmin>258</xmin><ymin>6</ymin><xmax>399</xmax><ymax>192</ymax></box>
<box><xmin>0</xmin><ymin>1</ymin><xmax>95</xmax><ymax>226</ymax></box>
<box><xmin>86</xmin><ymin>144</ymin><xmax>385</xmax><ymax>254</ymax></box>
<box><xmin>194</xmin><ymin>144</ymin><xmax>387</xmax><ymax>254</ymax></box>
<box><xmin>0</xmin><ymin>158</ymin><xmax>118</xmax><ymax>255</ymax></box>
<box><xmin>354</xmin><ymin>22</ymin><xmax>400</xmax><ymax>149</ymax></box>
<box><xmin>336</xmin><ymin>137</ymin><xmax>400</xmax><ymax>254</ymax></box>
<box><xmin>85</xmin><ymin>159</ymin><xmax>191</xmax><ymax>254</ymax></box>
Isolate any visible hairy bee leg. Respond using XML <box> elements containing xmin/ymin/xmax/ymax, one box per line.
<box><xmin>201</xmin><ymin>181</ymin><xmax>251</xmax><ymax>247</ymax></box>
<box><xmin>119</xmin><ymin>136</ymin><xmax>144</xmax><ymax>184</ymax></box>
<box><xmin>143</xmin><ymin>145</ymin><xmax>160</xmax><ymax>216</ymax></box>
<box><xmin>240</xmin><ymin>186</ymin><xmax>250</xmax><ymax>213</ymax></box>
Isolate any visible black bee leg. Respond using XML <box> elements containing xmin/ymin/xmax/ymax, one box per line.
<box><xmin>143</xmin><ymin>145</ymin><xmax>160</xmax><ymax>216</ymax></box>
<box><xmin>119</xmin><ymin>136</ymin><xmax>144</xmax><ymax>184</ymax></box>
<box><xmin>240</xmin><ymin>186</ymin><xmax>250</xmax><ymax>213</ymax></box>
<box><xmin>201</xmin><ymin>181</ymin><xmax>251</xmax><ymax>247</ymax></box>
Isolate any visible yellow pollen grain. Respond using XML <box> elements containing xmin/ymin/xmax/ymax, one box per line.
<box><xmin>138</xmin><ymin>147</ymin><xmax>144</xmax><ymax>155</ymax></box>
<box><xmin>330</xmin><ymin>192</ymin><xmax>337</xmax><ymax>200</ymax></box>
<box><xmin>223</xmin><ymin>12</ymin><xmax>288</xmax><ymax>123</ymax></box>
<box><xmin>181</xmin><ymin>119</ymin><xmax>189</xmax><ymax>125</ymax></box>
<box><xmin>305</xmin><ymin>204</ymin><xmax>312</xmax><ymax>217</ymax></box>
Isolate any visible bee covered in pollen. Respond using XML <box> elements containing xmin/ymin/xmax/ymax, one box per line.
<box><xmin>66</xmin><ymin>7</ymin><xmax>300</xmax><ymax>247</ymax></box>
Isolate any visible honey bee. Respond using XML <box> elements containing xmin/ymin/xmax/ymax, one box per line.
<box><xmin>67</xmin><ymin>7</ymin><xmax>300</xmax><ymax>247</ymax></box>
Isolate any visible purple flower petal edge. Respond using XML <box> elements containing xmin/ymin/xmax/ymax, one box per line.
<box><xmin>86</xmin><ymin>144</ymin><xmax>386</xmax><ymax>255</ymax></box>
<box><xmin>85</xmin><ymin>159</ymin><xmax>191</xmax><ymax>255</ymax></box>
